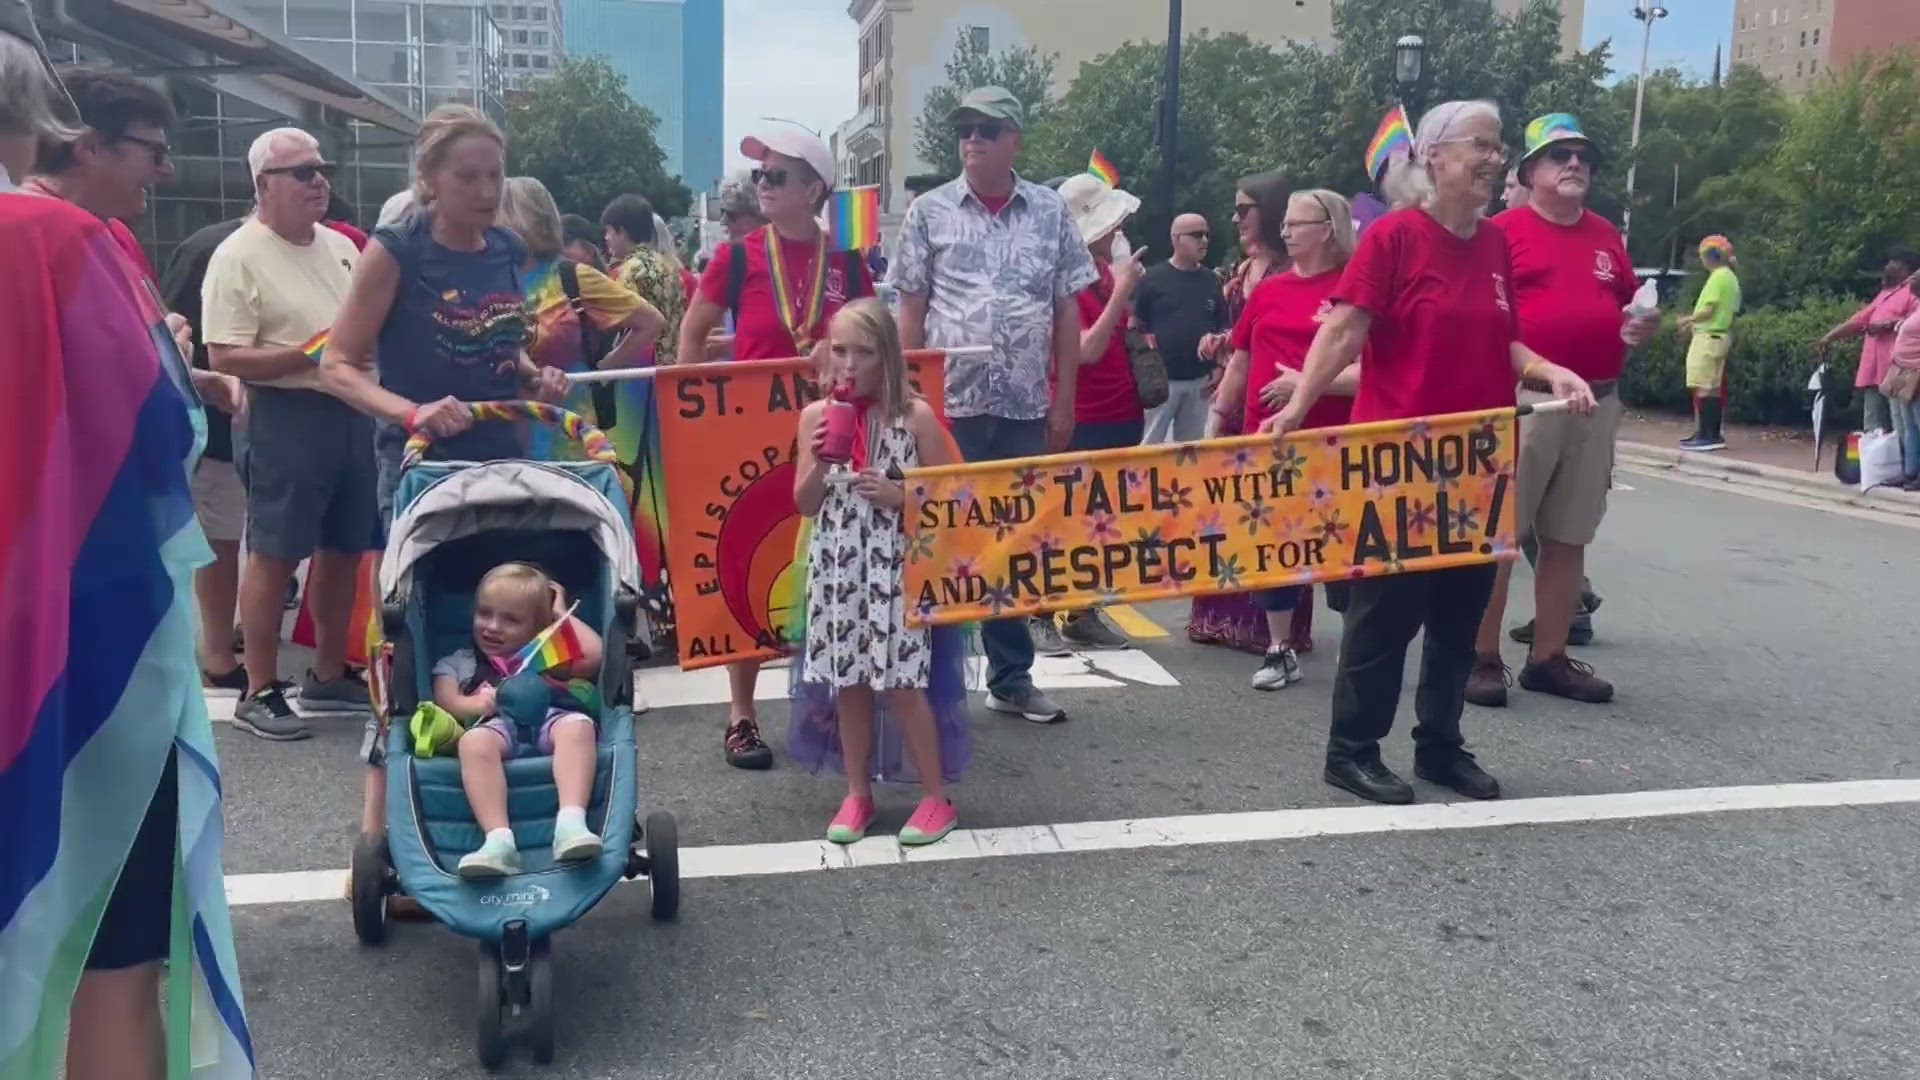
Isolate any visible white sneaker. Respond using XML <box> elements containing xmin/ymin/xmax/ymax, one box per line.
<box><xmin>1250</xmin><ymin>647</ymin><xmax>1301</xmax><ymax>691</ymax></box>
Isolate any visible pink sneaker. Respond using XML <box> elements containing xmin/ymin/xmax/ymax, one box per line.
<box><xmin>825</xmin><ymin>795</ymin><xmax>876</xmax><ymax>845</ymax></box>
<box><xmin>898</xmin><ymin>798</ymin><xmax>958</xmax><ymax>847</ymax></box>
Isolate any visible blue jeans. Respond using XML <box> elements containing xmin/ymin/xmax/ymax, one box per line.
<box><xmin>1897</xmin><ymin>395</ymin><xmax>1920</xmax><ymax>479</ymax></box>
<box><xmin>949</xmin><ymin>414</ymin><xmax>1050</xmax><ymax>697</ymax></box>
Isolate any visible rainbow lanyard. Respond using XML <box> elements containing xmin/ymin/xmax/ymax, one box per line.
<box><xmin>764</xmin><ymin>227</ymin><xmax>829</xmax><ymax>351</ymax></box>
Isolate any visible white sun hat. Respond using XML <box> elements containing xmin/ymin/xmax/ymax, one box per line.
<box><xmin>1058</xmin><ymin>172</ymin><xmax>1141</xmax><ymax>245</ymax></box>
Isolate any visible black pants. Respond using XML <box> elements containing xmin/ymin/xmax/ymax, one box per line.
<box><xmin>1327</xmin><ymin>563</ymin><xmax>1498</xmax><ymax>761</ymax></box>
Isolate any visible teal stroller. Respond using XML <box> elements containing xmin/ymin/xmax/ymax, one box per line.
<box><xmin>347</xmin><ymin>403</ymin><xmax>679</xmax><ymax>1069</ymax></box>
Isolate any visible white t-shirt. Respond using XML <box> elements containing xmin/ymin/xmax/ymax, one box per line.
<box><xmin>201</xmin><ymin>216</ymin><xmax>359</xmax><ymax>390</ymax></box>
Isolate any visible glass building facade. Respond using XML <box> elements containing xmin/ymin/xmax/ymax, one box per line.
<box><xmin>561</xmin><ymin>0</ymin><xmax>721</xmax><ymax>193</ymax></box>
<box><xmin>224</xmin><ymin>0</ymin><xmax>506</xmax><ymax>118</ymax></box>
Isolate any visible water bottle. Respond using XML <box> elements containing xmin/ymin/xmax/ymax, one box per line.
<box><xmin>1626</xmin><ymin>278</ymin><xmax>1660</xmax><ymax>318</ymax></box>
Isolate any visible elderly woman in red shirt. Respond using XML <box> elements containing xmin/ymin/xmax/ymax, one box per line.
<box><xmin>1267</xmin><ymin>100</ymin><xmax>1597</xmax><ymax>807</ymax></box>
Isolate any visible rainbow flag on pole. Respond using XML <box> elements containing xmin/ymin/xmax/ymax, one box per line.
<box><xmin>510</xmin><ymin>602</ymin><xmax>585</xmax><ymax>676</ymax></box>
<box><xmin>1088</xmin><ymin>150</ymin><xmax>1120</xmax><ymax>188</ymax></box>
<box><xmin>1365</xmin><ymin>105</ymin><xmax>1413</xmax><ymax>181</ymax></box>
<box><xmin>829</xmin><ymin>186</ymin><xmax>881</xmax><ymax>252</ymax></box>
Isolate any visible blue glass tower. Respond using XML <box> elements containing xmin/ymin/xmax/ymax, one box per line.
<box><xmin>561</xmin><ymin>0</ymin><xmax>722</xmax><ymax>194</ymax></box>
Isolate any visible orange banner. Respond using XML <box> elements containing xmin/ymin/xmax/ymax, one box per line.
<box><xmin>903</xmin><ymin>409</ymin><xmax>1519</xmax><ymax>626</ymax></box>
<box><xmin>656</xmin><ymin>351</ymin><xmax>948</xmax><ymax>669</ymax></box>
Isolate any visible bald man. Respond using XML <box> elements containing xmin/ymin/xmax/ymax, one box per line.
<box><xmin>1135</xmin><ymin>211</ymin><xmax>1229</xmax><ymax>443</ymax></box>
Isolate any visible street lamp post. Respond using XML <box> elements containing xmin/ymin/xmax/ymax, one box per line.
<box><xmin>1623</xmin><ymin>3</ymin><xmax>1667</xmax><ymax>245</ymax></box>
<box><xmin>1156</xmin><ymin>0</ymin><xmax>1183</xmax><ymax>221</ymax></box>
<box><xmin>1394</xmin><ymin>34</ymin><xmax>1427</xmax><ymax>123</ymax></box>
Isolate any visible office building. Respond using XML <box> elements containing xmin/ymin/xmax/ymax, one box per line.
<box><xmin>483</xmin><ymin>0</ymin><xmax>564</xmax><ymax>90</ymax></box>
<box><xmin>562</xmin><ymin>0</ymin><xmax>723</xmax><ymax>194</ymax></box>
<box><xmin>842</xmin><ymin>0</ymin><xmax>1586</xmax><ymax>211</ymax></box>
<box><xmin>1730</xmin><ymin>0</ymin><xmax>1920</xmax><ymax>95</ymax></box>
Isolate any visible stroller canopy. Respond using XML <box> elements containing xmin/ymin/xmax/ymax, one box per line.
<box><xmin>380</xmin><ymin>461</ymin><xmax>640</xmax><ymax>602</ymax></box>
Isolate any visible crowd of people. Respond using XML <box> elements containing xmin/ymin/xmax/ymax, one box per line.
<box><xmin>0</xmin><ymin>0</ymin><xmax>1789</xmax><ymax>1054</ymax></box>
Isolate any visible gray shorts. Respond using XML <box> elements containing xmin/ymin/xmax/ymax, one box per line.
<box><xmin>236</xmin><ymin>387</ymin><xmax>379</xmax><ymax>561</ymax></box>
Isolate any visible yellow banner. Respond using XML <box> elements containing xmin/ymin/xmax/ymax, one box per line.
<box><xmin>904</xmin><ymin>409</ymin><xmax>1519</xmax><ymax>626</ymax></box>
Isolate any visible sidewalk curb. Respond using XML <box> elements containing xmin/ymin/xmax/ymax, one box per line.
<box><xmin>1615</xmin><ymin>440</ymin><xmax>1920</xmax><ymax>519</ymax></box>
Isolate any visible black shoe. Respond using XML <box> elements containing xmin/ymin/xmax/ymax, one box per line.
<box><xmin>724</xmin><ymin>718</ymin><xmax>774</xmax><ymax>770</ymax></box>
<box><xmin>1323</xmin><ymin>756</ymin><xmax>1415</xmax><ymax>805</ymax></box>
<box><xmin>1414</xmin><ymin>751</ymin><xmax>1502</xmax><ymax>800</ymax></box>
<box><xmin>1509</xmin><ymin>620</ymin><xmax>1594</xmax><ymax>647</ymax></box>
<box><xmin>202</xmin><ymin>663</ymin><xmax>248</xmax><ymax>691</ymax></box>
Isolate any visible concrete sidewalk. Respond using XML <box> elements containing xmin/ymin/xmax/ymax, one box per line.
<box><xmin>1615</xmin><ymin>411</ymin><xmax>1920</xmax><ymax>519</ymax></box>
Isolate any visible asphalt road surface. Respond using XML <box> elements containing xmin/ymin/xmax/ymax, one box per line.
<box><xmin>218</xmin><ymin>473</ymin><xmax>1920</xmax><ymax>1080</ymax></box>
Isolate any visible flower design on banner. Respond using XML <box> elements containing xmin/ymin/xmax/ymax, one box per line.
<box><xmin>1317</xmin><ymin>507</ymin><xmax>1351</xmax><ymax>545</ymax></box>
<box><xmin>906</xmin><ymin>529</ymin><xmax>938</xmax><ymax>563</ymax></box>
<box><xmin>1322</xmin><ymin>431</ymin><xmax>1343</xmax><ymax>450</ymax></box>
<box><xmin>1238</xmin><ymin>498</ymin><xmax>1274</xmax><ymax>536</ymax></box>
<box><xmin>1435</xmin><ymin>469</ymin><xmax>1459</xmax><ymax>493</ymax></box>
<box><xmin>1406</xmin><ymin>497</ymin><xmax>1437</xmax><ymax>538</ymax></box>
<box><xmin>1125</xmin><ymin>467</ymin><xmax>1154</xmax><ymax>492</ymax></box>
<box><xmin>1212</xmin><ymin>552</ymin><xmax>1245</xmax><ymax>590</ymax></box>
<box><xmin>1310</xmin><ymin>481</ymin><xmax>1335</xmax><ymax>508</ymax></box>
<box><xmin>1011</xmin><ymin>466</ymin><xmax>1048</xmax><ymax>496</ymax></box>
<box><xmin>1160</xmin><ymin>478</ymin><xmax>1194</xmax><ymax>516</ymax></box>
<box><xmin>950</xmin><ymin>481</ymin><xmax>976</xmax><ymax>508</ymax></box>
<box><xmin>982</xmin><ymin>578</ymin><xmax>1016</xmax><ymax>617</ymax></box>
<box><xmin>1174</xmin><ymin>442</ymin><xmax>1203</xmax><ymax>467</ymax></box>
<box><xmin>1197</xmin><ymin>510</ymin><xmax>1227</xmax><ymax>541</ymax></box>
<box><xmin>949</xmin><ymin>557</ymin><xmax>980</xmax><ymax>584</ymax></box>
<box><xmin>1088</xmin><ymin>510</ymin><xmax>1122</xmax><ymax>544</ymax></box>
<box><xmin>1030</xmin><ymin>527</ymin><xmax>1065</xmax><ymax>555</ymax></box>
<box><xmin>993</xmin><ymin>519</ymin><xmax>1019</xmax><ymax>542</ymax></box>
<box><xmin>1451</xmin><ymin>503</ymin><xmax>1481</xmax><ymax>536</ymax></box>
<box><xmin>1227</xmin><ymin>447</ymin><xmax>1258</xmax><ymax>473</ymax></box>
<box><xmin>1272</xmin><ymin>443</ymin><xmax>1308</xmax><ymax>484</ymax></box>
<box><xmin>915</xmin><ymin>596</ymin><xmax>938</xmax><ymax>623</ymax></box>
<box><xmin>1476</xmin><ymin>419</ymin><xmax>1501</xmax><ymax>455</ymax></box>
<box><xmin>1133</xmin><ymin>525</ymin><xmax>1166</xmax><ymax>553</ymax></box>
<box><xmin>1407</xmin><ymin>419</ymin><xmax>1433</xmax><ymax>442</ymax></box>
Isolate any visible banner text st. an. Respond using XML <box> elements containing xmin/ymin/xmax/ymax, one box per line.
<box><xmin>903</xmin><ymin>409</ymin><xmax>1519</xmax><ymax>627</ymax></box>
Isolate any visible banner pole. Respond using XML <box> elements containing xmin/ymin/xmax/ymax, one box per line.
<box><xmin>563</xmin><ymin>345</ymin><xmax>992</xmax><ymax>384</ymax></box>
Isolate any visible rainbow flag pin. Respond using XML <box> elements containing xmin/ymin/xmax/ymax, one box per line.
<box><xmin>1365</xmin><ymin>105</ymin><xmax>1413</xmax><ymax>181</ymax></box>
<box><xmin>829</xmin><ymin>185</ymin><xmax>881</xmax><ymax>252</ymax></box>
<box><xmin>299</xmin><ymin>328</ymin><xmax>329</xmax><ymax>364</ymax></box>
<box><xmin>1088</xmin><ymin>149</ymin><xmax>1120</xmax><ymax>188</ymax></box>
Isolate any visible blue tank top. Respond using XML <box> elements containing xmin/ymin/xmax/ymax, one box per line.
<box><xmin>370</xmin><ymin>212</ymin><xmax>530</xmax><ymax>460</ymax></box>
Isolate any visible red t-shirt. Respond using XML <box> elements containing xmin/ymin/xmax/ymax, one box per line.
<box><xmin>1494</xmin><ymin>206</ymin><xmax>1635</xmax><ymax>382</ymax></box>
<box><xmin>1232</xmin><ymin>268</ymin><xmax>1356</xmax><ymax>434</ymax></box>
<box><xmin>1332</xmin><ymin>208</ymin><xmax>1519</xmax><ymax>423</ymax></box>
<box><xmin>697</xmin><ymin>226</ymin><xmax>871</xmax><ymax>360</ymax></box>
<box><xmin>324</xmin><ymin>219</ymin><xmax>370</xmax><ymax>251</ymax></box>
<box><xmin>1066</xmin><ymin>263</ymin><xmax>1143</xmax><ymax>424</ymax></box>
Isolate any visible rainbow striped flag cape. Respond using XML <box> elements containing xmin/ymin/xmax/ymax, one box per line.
<box><xmin>1</xmin><ymin>193</ymin><xmax>253</xmax><ymax>1077</ymax></box>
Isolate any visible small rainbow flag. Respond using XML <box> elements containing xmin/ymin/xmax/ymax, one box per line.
<box><xmin>1365</xmin><ymin>105</ymin><xmax>1413</xmax><ymax>181</ymax></box>
<box><xmin>510</xmin><ymin>601</ymin><xmax>585</xmax><ymax>675</ymax></box>
<box><xmin>1088</xmin><ymin>149</ymin><xmax>1120</xmax><ymax>188</ymax></box>
<box><xmin>829</xmin><ymin>185</ymin><xmax>881</xmax><ymax>252</ymax></box>
<box><xmin>299</xmin><ymin>328</ymin><xmax>329</xmax><ymax>364</ymax></box>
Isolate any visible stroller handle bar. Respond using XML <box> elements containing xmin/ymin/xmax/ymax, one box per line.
<box><xmin>400</xmin><ymin>401</ymin><xmax>621</xmax><ymax>470</ymax></box>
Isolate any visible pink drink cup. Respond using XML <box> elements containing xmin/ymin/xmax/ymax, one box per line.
<box><xmin>820</xmin><ymin>399</ymin><xmax>856</xmax><ymax>464</ymax></box>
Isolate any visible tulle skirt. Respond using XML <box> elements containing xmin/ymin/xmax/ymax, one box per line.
<box><xmin>787</xmin><ymin>623</ymin><xmax>973</xmax><ymax>783</ymax></box>
<box><xmin>1187</xmin><ymin>588</ymin><xmax>1317</xmax><ymax>653</ymax></box>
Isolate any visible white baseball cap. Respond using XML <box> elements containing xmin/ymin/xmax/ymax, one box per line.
<box><xmin>740</xmin><ymin>129</ymin><xmax>836</xmax><ymax>192</ymax></box>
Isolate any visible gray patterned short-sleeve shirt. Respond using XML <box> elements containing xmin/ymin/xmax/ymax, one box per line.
<box><xmin>887</xmin><ymin>175</ymin><xmax>1099</xmax><ymax>421</ymax></box>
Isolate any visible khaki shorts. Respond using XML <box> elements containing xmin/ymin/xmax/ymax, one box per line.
<box><xmin>1685</xmin><ymin>331</ymin><xmax>1732</xmax><ymax>390</ymax></box>
<box><xmin>1517</xmin><ymin>386</ymin><xmax>1623</xmax><ymax>547</ymax></box>
<box><xmin>191</xmin><ymin>458</ymin><xmax>246</xmax><ymax>543</ymax></box>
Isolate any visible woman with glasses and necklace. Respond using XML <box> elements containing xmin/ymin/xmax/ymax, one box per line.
<box><xmin>678</xmin><ymin>128</ymin><xmax>875</xmax><ymax>769</ymax></box>
<box><xmin>1209</xmin><ymin>189</ymin><xmax>1365</xmax><ymax>693</ymax></box>
<box><xmin>1268</xmin><ymin>100</ymin><xmax>1596</xmax><ymax>807</ymax></box>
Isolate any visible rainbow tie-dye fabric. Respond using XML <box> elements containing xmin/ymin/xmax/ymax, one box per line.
<box><xmin>1</xmin><ymin>193</ymin><xmax>253</xmax><ymax>1077</ymax></box>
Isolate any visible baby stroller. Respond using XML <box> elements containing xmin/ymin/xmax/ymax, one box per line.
<box><xmin>347</xmin><ymin>402</ymin><xmax>680</xmax><ymax>1069</ymax></box>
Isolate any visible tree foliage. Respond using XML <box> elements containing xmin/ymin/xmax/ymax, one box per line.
<box><xmin>913</xmin><ymin>32</ymin><xmax>1058</xmax><ymax>179</ymax></box>
<box><xmin>506</xmin><ymin>56</ymin><xmax>692</xmax><ymax>221</ymax></box>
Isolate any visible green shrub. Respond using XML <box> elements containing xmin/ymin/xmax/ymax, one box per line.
<box><xmin>1620</xmin><ymin>296</ymin><xmax>1864</xmax><ymax>426</ymax></box>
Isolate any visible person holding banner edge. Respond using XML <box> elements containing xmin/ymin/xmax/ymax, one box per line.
<box><xmin>1265</xmin><ymin>100</ymin><xmax>1597</xmax><ymax>806</ymax></box>
<box><xmin>678</xmin><ymin>127</ymin><xmax>874</xmax><ymax>768</ymax></box>
<box><xmin>889</xmin><ymin>86</ymin><xmax>1098</xmax><ymax>725</ymax></box>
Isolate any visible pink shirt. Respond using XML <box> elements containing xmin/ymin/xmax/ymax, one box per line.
<box><xmin>1849</xmin><ymin>284</ymin><xmax>1919</xmax><ymax>387</ymax></box>
<box><xmin>1892</xmin><ymin>304</ymin><xmax>1920</xmax><ymax>371</ymax></box>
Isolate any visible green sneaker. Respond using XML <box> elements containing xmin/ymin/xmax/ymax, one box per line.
<box><xmin>551</xmin><ymin>818</ymin><xmax>603</xmax><ymax>863</ymax></box>
<box><xmin>457</xmin><ymin>831</ymin><xmax>522</xmax><ymax>880</ymax></box>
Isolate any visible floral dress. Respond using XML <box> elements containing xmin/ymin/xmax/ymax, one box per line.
<box><xmin>801</xmin><ymin>419</ymin><xmax>929</xmax><ymax>689</ymax></box>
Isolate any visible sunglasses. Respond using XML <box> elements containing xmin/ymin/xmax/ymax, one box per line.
<box><xmin>1231</xmin><ymin>204</ymin><xmax>1257</xmax><ymax>219</ymax></box>
<box><xmin>752</xmin><ymin>167</ymin><xmax>789</xmax><ymax>188</ymax></box>
<box><xmin>116</xmin><ymin>132</ymin><xmax>172</xmax><ymax>167</ymax></box>
<box><xmin>261</xmin><ymin>163</ymin><xmax>337</xmax><ymax>183</ymax></box>
<box><xmin>1545</xmin><ymin>144</ymin><xmax>1597</xmax><ymax>167</ymax></box>
<box><xmin>953</xmin><ymin>121</ymin><xmax>1006</xmax><ymax>142</ymax></box>
<box><xmin>1177</xmin><ymin>230</ymin><xmax>1210</xmax><ymax>240</ymax></box>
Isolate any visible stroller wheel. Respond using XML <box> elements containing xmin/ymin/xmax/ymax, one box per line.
<box><xmin>476</xmin><ymin>944</ymin><xmax>508</xmax><ymax>1070</ymax></box>
<box><xmin>527</xmin><ymin>942</ymin><xmax>555</xmax><ymax>1064</ymax></box>
<box><xmin>349</xmin><ymin>832</ymin><xmax>390</xmax><ymax>947</ymax></box>
<box><xmin>644</xmin><ymin>811</ymin><xmax>680</xmax><ymax>922</ymax></box>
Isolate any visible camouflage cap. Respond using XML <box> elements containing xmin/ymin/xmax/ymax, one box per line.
<box><xmin>948</xmin><ymin>85</ymin><xmax>1025</xmax><ymax>130</ymax></box>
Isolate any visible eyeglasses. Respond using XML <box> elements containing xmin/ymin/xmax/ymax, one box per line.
<box><xmin>1177</xmin><ymin>230</ymin><xmax>1209</xmax><ymax>240</ymax></box>
<box><xmin>1281</xmin><ymin>217</ymin><xmax>1331</xmax><ymax>232</ymax></box>
<box><xmin>1545</xmin><ymin>144</ymin><xmax>1597</xmax><ymax>167</ymax></box>
<box><xmin>1231</xmin><ymin>204</ymin><xmax>1257</xmax><ymax>219</ymax></box>
<box><xmin>1437</xmin><ymin>137</ymin><xmax>1511</xmax><ymax>162</ymax></box>
<box><xmin>116</xmin><ymin>132</ymin><xmax>172</xmax><ymax>167</ymax></box>
<box><xmin>752</xmin><ymin>167</ymin><xmax>789</xmax><ymax>188</ymax></box>
<box><xmin>953</xmin><ymin>121</ymin><xmax>1006</xmax><ymax>142</ymax></box>
<box><xmin>260</xmin><ymin>162</ymin><xmax>337</xmax><ymax>183</ymax></box>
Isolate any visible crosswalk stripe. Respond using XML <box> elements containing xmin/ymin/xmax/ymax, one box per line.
<box><xmin>1102</xmin><ymin>603</ymin><xmax>1169</xmax><ymax>639</ymax></box>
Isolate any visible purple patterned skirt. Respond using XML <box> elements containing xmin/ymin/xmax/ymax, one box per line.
<box><xmin>786</xmin><ymin>623</ymin><xmax>973</xmax><ymax>783</ymax></box>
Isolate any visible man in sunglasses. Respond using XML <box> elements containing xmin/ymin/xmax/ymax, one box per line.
<box><xmin>1469</xmin><ymin>113</ymin><xmax>1655</xmax><ymax>710</ymax></box>
<box><xmin>890</xmin><ymin>85</ymin><xmax>1098</xmax><ymax>726</ymax></box>
<box><xmin>1136</xmin><ymin>211</ymin><xmax>1229</xmax><ymax>444</ymax></box>
<box><xmin>203</xmin><ymin>127</ymin><xmax>375</xmax><ymax>740</ymax></box>
<box><xmin>25</xmin><ymin>66</ymin><xmax>175</xmax><ymax>283</ymax></box>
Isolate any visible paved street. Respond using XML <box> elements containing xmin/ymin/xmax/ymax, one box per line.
<box><xmin>220</xmin><ymin>473</ymin><xmax>1920</xmax><ymax>1079</ymax></box>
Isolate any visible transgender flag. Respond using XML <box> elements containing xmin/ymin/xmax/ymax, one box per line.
<box><xmin>0</xmin><ymin>193</ymin><xmax>253</xmax><ymax>1077</ymax></box>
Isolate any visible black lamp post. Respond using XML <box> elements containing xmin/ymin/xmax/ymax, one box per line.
<box><xmin>1156</xmin><ymin>0</ymin><xmax>1183</xmax><ymax>221</ymax></box>
<box><xmin>1394</xmin><ymin>33</ymin><xmax>1427</xmax><ymax>123</ymax></box>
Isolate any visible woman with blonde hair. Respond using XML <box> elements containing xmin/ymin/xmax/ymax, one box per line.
<box><xmin>1210</xmin><ymin>189</ymin><xmax>1365</xmax><ymax>692</ymax></box>
<box><xmin>321</xmin><ymin>103</ymin><xmax>566</xmax><ymax>877</ymax></box>
<box><xmin>498</xmin><ymin>174</ymin><xmax>664</xmax><ymax>458</ymax></box>
<box><xmin>1269</xmin><ymin>100</ymin><xmax>1597</xmax><ymax>807</ymax></box>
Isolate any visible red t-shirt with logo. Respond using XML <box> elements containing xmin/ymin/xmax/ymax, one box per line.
<box><xmin>1332</xmin><ymin>207</ymin><xmax>1519</xmax><ymax>423</ymax></box>
<box><xmin>1494</xmin><ymin>206</ymin><xmax>1635</xmax><ymax>382</ymax></box>
<box><xmin>1065</xmin><ymin>262</ymin><xmax>1144</xmax><ymax>424</ymax></box>
<box><xmin>1232</xmin><ymin>268</ymin><xmax>1357</xmax><ymax>434</ymax></box>
<box><xmin>697</xmin><ymin>226</ymin><xmax>871</xmax><ymax>360</ymax></box>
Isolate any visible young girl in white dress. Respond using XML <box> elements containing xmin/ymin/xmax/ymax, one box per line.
<box><xmin>790</xmin><ymin>299</ymin><xmax>971</xmax><ymax>846</ymax></box>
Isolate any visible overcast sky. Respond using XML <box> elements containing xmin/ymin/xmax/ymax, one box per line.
<box><xmin>718</xmin><ymin>0</ymin><xmax>1735</xmax><ymax>176</ymax></box>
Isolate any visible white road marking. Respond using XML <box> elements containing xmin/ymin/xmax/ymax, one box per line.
<box><xmin>638</xmin><ymin>648</ymin><xmax>1178</xmax><ymax>710</ymax></box>
<box><xmin>1611</xmin><ymin>481</ymin><xmax>1636</xmax><ymax>491</ymax></box>
<box><xmin>222</xmin><ymin>778</ymin><xmax>1920</xmax><ymax>907</ymax></box>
